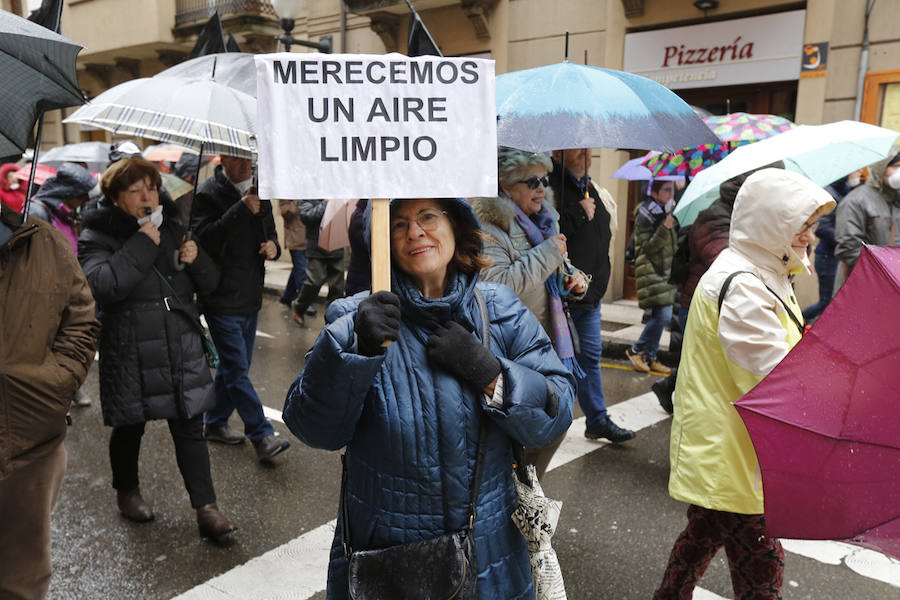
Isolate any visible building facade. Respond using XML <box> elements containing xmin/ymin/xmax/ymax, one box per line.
<box><xmin>21</xmin><ymin>0</ymin><xmax>900</xmax><ymax>301</ymax></box>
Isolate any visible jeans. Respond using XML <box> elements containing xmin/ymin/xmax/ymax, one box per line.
<box><xmin>569</xmin><ymin>304</ymin><xmax>607</xmax><ymax>428</ymax></box>
<box><xmin>280</xmin><ymin>249</ymin><xmax>308</xmax><ymax>303</ymax></box>
<box><xmin>205</xmin><ymin>313</ymin><xmax>274</xmax><ymax>444</ymax></box>
<box><xmin>110</xmin><ymin>415</ymin><xmax>215</xmax><ymax>508</ymax></box>
<box><xmin>802</xmin><ymin>252</ymin><xmax>838</xmax><ymax>322</ymax></box>
<box><xmin>632</xmin><ymin>304</ymin><xmax>672</xmax><ymax>363</ymax></box>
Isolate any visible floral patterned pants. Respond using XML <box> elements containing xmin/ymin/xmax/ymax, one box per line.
<box><xmin>653</xmin><ymin>504</ymin><xmax>785</xmax><ymax>600</ymax></box>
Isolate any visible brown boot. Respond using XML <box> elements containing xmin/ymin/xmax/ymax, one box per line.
<box><xmin>197</xmin><ymin>503</ymin><xmax>236</xmax><ymax>545</ymax></box>
<box><xmin>117</xmin><ymin>488</ymin><xmax>154</xmax><ymax>522</ymax></box>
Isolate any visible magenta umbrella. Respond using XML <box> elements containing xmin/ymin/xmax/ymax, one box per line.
<box><xmin>735</xmin><ymin>245</ymin><xmax>900</xmax><ymax>559</ymax></box>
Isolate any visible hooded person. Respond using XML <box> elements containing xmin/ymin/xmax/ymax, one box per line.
<box><xmin>0</xmin><ymin>163</ymin><xmax>25</xmax><ymax>213</ymax></box>
<box><xmin>834</xmin><ymin>144</ymin><xmax>900</xmax><ymax>285</ymax></box>
<box><xmin>28</xmin><ymin>162</ymin><xmax>97</xmax><ymax>255</ymax></box>
<box><xmin>652</xmin><ymin>169</ymin><xmax>835</xmax><ymax>600</ymax></box>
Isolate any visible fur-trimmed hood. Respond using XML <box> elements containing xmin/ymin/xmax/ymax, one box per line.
<box><xmin>467</xmin><ymin>188</ymin><xmax>556</xmax><ymax>233</ymax></box>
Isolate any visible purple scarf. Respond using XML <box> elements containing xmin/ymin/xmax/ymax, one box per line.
<box><xmin>510</xmin><ymin>199</ymin><xmax>585</xmax><ymax>378</ymax></box>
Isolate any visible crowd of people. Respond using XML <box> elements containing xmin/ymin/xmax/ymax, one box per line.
<box><xmin>1</xmin><ymin>136</ymin><xmax>898</xmax><ymax>599</ymax></box>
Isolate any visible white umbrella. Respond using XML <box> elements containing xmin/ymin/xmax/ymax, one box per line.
<box><xmin>38</xmin><ymin>141</ymin><xmax>110</xmax><ymax>172</ymax></box>
<box><xmin>64</xmin><ymin>75</ymin><xmax>255</xmax><ymax>158</ymax></box>
<box><xmin>675</xmin><ymin>120</ymin><xmax>900</xmax><ymax>226</ymax></box>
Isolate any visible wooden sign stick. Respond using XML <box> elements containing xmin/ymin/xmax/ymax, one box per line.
<box><xmin>370</xmin><ymin>197</ymin><xmax>392</xmax><ymax>347</ymax></box>
<box><xmin>370</xmin><ymin>198</ymin><xmax>391</xmax><ymax>293</ymax></box>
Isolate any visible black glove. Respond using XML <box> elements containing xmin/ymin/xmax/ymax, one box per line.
<box><xmin>354</xmin><ymin>291</ymin><xmax>401</xmax><ymax>357</ymax></box>
<box><xmin>426</xmin><ymin>322</ymin><xmax>501</xmax><ymax>393</ymax></box>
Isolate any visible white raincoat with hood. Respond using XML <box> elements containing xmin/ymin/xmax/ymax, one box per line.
<box><xmin>669</xmin><ymin>169</ymin><xmax>835</xmax><ymax>515</ymax></box>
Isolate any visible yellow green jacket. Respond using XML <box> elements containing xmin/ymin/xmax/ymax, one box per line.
<box><xmin>669</xmin><ymin>169</ymin><xmax>835</xmax><ymax>515</ymax></box>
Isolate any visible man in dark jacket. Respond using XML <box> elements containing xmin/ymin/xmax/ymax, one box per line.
<box><xmin>550</xmin><ymin>148</ymin><xmax>634</xmax><ymax>443</ymax></box>
<box><xmin>0</xmin><ymin>205</ymin><xmax>99</xmax><ymax>599</ymax></box>
<box><xmin>290</xmin><ymin>198</ymin><xmax>345</xmax><ymax>326</ymax></box>
<box><xmin>191</xmin><ymin>155</ymin><xmax>289</xmax><ymax>463</ymax></box>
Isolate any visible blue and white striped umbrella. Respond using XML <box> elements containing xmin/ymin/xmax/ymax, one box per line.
<box><xmin>64</xmin><ymin>75</ymin><xmax>255</xmax><ymax>158</ymax></box>
<box><xmin>496</xmin><ymin>62</ymin><xmax>720</xmax><ymax>154</ymax></box>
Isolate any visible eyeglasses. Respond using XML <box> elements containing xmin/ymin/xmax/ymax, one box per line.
<box><xmin>517</xmin><ymin>175</ymin><xmax>550</xmax><ymax>190</ymax></box>
<box><xmin>797</xmin><ymin>221</ymin><xmax>819</xmax><ymax>236</ymax></box>
<box><xmin>390</xmin><ymin>209</ymin><xmax>448</xmax><ymax>238</ymax></box>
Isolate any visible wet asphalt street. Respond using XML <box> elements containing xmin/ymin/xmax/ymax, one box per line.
<box><xmin>47</xmin><ymin>297</ymin><xmax>898</xmax><ymax>599</ymax></box>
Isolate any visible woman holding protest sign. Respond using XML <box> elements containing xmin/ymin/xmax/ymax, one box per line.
<box><xmin>283</xmin><ymin>197</ymin><xmax>575</xmax><ymax>599</ymax></box>
<box><xmin>468</xmin><ymin>146</ymin><xmax>587</xmax><ymax>478</ymax></box>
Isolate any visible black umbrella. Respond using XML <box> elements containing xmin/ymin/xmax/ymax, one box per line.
<box><xmin>0</xmin><ymin>9</ymin><xmax>85</xmax><ymax>218</ymax></box>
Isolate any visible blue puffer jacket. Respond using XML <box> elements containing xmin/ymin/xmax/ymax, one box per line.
<box><xmin>284</xmin><ymin>271</ymin><xmax>575</xmax><ymax>600</ymax></box>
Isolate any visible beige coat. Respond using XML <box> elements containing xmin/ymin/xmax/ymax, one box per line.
<box><xmin>279</xmin><ymin>199</ymin><xmax>307</xmax><ymax>251</ymax></box>
<box><xmin>669</xmin><ymin>169</ymin><xmax>834</xmax><ymax>514</ymax></box>
<box><xmin>0</xmin><ymin>211</ymin><xmax>99</xmax><ymax>478</ymax></box>
<box><xmin>467</xmin><ymin>193</ymin><xmax>587</xmax><ymax>337</ymax></box>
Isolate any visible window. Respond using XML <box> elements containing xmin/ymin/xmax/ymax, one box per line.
<box><xmin>861</xmin><ymin>70</ymin><xmax>900</xmax><ymax>129</ymax></box>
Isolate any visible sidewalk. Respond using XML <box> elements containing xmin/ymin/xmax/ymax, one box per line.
<box><xmin>264</xmin><ymin>262</ymin><xmax>674</xmax><ymax>361</ymax></box>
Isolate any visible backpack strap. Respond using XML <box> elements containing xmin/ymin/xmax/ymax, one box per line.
<box><xmin>717</xmin><ymin>270</ymin><xmax>804</xmax><ymax>336</ymax></box>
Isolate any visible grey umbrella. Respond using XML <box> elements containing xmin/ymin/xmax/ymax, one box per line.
<box><xmin>0</xmin><ymin>10</ymin><xmax>84</xmax><ymax>157</ymax></box>
<box><xmin>38</xmin><ymin>141</ymin><xmax>110</xmax><ymax>172</ymax></box>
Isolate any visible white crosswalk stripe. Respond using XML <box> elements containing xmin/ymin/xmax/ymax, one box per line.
<box><xmin>174</xmin><ymin>392</ymin><xmax>900</xmax><ymax>599</ymax></box>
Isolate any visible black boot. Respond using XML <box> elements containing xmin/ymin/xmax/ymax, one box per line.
<box><xmin>652</xmin><ymin>368</ymin><xmax>677</xmax><ymax>415</ymax></box>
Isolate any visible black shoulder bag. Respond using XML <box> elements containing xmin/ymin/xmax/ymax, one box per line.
<box><xmin>152</xmin><ymin>266</ymin><xmax>220</xmax><ymax>368</ymax></box>
<box><xmin>343</xmin><ymin>289</ymin><xmax>492</xmax><ymax>600</ymax></box>
<box><xmin>717</xmin><ymin>270</ymin><xmax>805</xmax><ymax>336</ymax></box>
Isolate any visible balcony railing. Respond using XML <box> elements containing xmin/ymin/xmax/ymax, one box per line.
<box><xmin>175</xmin><ymin>0</ymin><xmax>277</xmax><ymax>27</ymax></box>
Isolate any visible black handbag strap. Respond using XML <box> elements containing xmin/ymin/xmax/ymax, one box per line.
<box><xmin>717</xmin><ymin>270</ymin><xmax>805</xmax><ymax>336</ymax></box>
<box><xmin>340</xmin><ymin>288</ymin><xmax>492</xmax><ymax>558</ymax></box>
<box><xmin>152</xmin><ymin>266</ymin><xmax>205</xmax><ymax>335</ymax></box>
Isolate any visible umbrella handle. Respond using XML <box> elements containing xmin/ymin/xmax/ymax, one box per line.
<box><xmin>173</xmin><ymin>230</ymin><xmax>192</xmax><ymax>271</ymax></box>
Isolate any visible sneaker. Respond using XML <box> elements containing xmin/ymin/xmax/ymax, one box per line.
<box><xmin>204</xmin><ymin>423</ymin><xmax>245</xmax><ymax>445</ymax></box>
<box><xmin>74</xmin><ymin>388</ymin><xmax>92</xmax><ymax>407</ymax></box>
<box><xmin>649</xmin><ymin>360</ymin><xmax>672</xmax><ymax>375</ymax></box>
<box><xmin>626</xmin><ymin>348</ymin><xmax>651</xmax><ymax>373</ymax></box>
<box><xmin>254</xmin><ymin>434</ymin><xmax>290</xmax><ymax>463</ymax></box>
<box><xmin>652</xmin><ymin>378</ymin><xmax>674</xmax><ymax>414</ymax></box>
<box><xmin>585</xmin><ymin>419</ymin><xmax>636</xmax><ymax>443</ymax></box>
<box><xmin>305</xmin><ymin>305</ymin><xmax>317</xmax><ymax>316</ymax></box>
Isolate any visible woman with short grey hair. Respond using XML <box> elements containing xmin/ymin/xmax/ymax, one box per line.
<box><xmin>468</xmin><ymin>146</ymin><xmax>587</xmax><ymax>478</ymax></box>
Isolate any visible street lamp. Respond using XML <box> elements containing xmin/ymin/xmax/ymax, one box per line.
<box><xmin>272</xmin><ymin>0</ymin><xmax>333</xmax><ymax>53</ymax></box>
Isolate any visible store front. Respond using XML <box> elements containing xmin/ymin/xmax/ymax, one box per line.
<box><xmin>618</xmin><ymin>9</ymin><xmax>806</xmax><ymax>298</ymax></box>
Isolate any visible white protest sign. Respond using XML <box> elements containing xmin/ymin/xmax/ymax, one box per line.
<box><xmin>255</xmin><ymin>53</ymin><xmax>497</xmax><ymax>200</ymax></box>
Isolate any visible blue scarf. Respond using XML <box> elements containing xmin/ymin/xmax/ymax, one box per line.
<box><xmin>391</xmin><ymin>268</ymin><xmax>479</xmax><ymax>347</ymax></box>
<box><xmin>509</xmin><ymin>199</ymin><xmax>584</xmax><ymax>378</ymax></box>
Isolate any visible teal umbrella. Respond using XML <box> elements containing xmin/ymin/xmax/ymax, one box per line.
<box><xmin>674</xmin><ymin>120</ymin><xmax>900</xmax><ymax>227</ymax></box>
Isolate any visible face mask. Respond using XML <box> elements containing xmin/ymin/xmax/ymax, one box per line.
<box><xmin>886</xmin><ymin>169</ymin><xmax>900</xmax><ymax>190</ymax></box>
<box><xmin>232</xmin><ymin>178</ymin><xmax>253</xmax><ymax>195</ymax></box>
<box><xmin>137</xmin><ymin>205</ymin><xmax>163</xmax><ymax>228</ymax></box>
<box><xmin>799</xmin><ymin>250</ymin><xmax>813</xmax><ymax>275</ymax></box>
<box><xmin>8</xmin><ymin>182</ymin><xmax>19</xmax><ymax>190</ymax></box>
<box><xmin>847</xmin><ymin>175</ymin><xmax>861</xmax><ymax>188</ymax></box>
